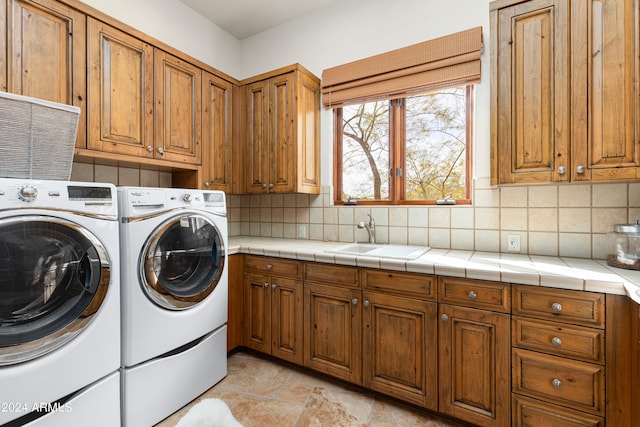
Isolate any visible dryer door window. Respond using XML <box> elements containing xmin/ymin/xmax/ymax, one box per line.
<box><xmin>141</xmin><ymin>213</ymin><xmax>225</xmax><ymax>310</ymax></box>
<box><xmin>0</xmin><ymin>216</ymin><xmax>111</xmax><ymax>366</ymax></box>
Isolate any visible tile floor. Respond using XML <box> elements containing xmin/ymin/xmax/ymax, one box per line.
<box><xmin>155</xmin><ymin>350</ymin><xmax>471</xmax><ymax>427</ymax></box>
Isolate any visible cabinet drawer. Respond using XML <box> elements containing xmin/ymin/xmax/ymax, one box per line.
<box><xmin>512</xmin><ymin>348</ymin><xmax>605</xmax><ymax>415</ymax></box>
<box><xmin>362</xmin><ymin>269</ymin><xmax>435</xmax><ymax>300</ymax></box>
<box><xmin>438</xmin><ymin>276</ymin><xmax>510</xmax><ymax>313</ymax></box>
<box><xmin>513</xmin><ymin>285</ymin><xmax>605</xmax><ymax>328</ymax></box>
<box><xmin>512</xmin><ymin>317</ymin><xmax>605</xmax><ymax>364</ymax></box>
<box><xmin>244</xmin><ymin>255</ymin><xmax>302</xmax><ymax>278</ymax></box>
<box><xmin>304</xmin><ymin>262</ymin><xmax>358</xmax><ymax>288</ymax></box>
<box><xmin>512</xmin><ymin>395</ymin><xmax>604</xmax><ymax>427</ymax></box>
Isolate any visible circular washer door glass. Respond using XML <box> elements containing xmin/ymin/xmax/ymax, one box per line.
<box><xmin>0</xmin><ymin>216</ymin><xmax>111</xmax><ymax>366</ymax></box>
<box><xmin>140</xmin><ymin>213</ymin><xmax>225</xmax><ymax>310</ymax></box>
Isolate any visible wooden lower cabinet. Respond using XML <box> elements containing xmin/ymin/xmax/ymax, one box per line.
<box><xmin>512</xmin><ymin>394</ymin><xmax>604</xmax><ymax>427</ymax></box>
<box><xmin>303</xmin><ymin>281</ymin><xmax>362</xmax><ymax>384</ymax></box>
<box><xmin>227</xmin><ymin>254</ymin><xmax>244</xmax><ymax>351</ymax></box>
<box><xmin>362</xmin><ymin>291</ymin><xmax>437</xmax><ymax>410</ymax></box>
<box><xmin>243</xmin><ymin>272</ymin><xmax>303</xmax><ymax>364</ymax></box>
<box><xmin>438</xmin><ymin>303</ymin><xmax>511</xmax><ymax>427</ymax></box>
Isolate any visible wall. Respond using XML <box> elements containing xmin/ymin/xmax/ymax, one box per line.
<box><xmin>80</xmin><ymin>0</ymin><xmax>241</xmax><ymax>77</ymax></box>
<box><xmin>230</xmin><ymin>0</ymin><xmax>640</xmax><ymax>259</ymax></box>
<box><xmin>73</xmin><ymin>0</ymin><xmax>640</xmax><ymax>259</ymax></box>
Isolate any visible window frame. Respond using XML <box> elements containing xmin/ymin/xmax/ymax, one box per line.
<box><xmin>333</xmin><ymin>85</ymin><xmax>474</xmax><ymax>206</ymax></box>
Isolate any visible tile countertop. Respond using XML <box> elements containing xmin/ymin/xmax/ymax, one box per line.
<box><xmin>228</xmin><ymin>236</ymin><xmax>640</xmax><ymax>305</ymax></box>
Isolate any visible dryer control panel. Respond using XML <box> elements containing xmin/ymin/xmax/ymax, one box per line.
<box><xmin>0</xmin><ymin>177</ymin><xmax>117</xmax><ymax>217</ymax></box>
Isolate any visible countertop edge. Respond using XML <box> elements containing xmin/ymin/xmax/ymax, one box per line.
<box><xmin>227</xmin><ymin>236</ymin><xmax>640</xmax><ymax>304</ymax></box>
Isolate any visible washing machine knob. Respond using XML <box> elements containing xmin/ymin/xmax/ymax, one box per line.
<box><xmin>182</xmin><ymin>193</ymin><xmax>193</xmax><ymax>203</ymax></box>
<box><xmin>18</xmin><ymin>185</ymin><xmax>38</xmax><ymax>202</ymax></box>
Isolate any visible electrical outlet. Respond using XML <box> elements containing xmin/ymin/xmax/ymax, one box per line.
<box><xmin>297</xmin><ymin>225</ymin><xmax>307</xmax><ymax>238</ymax></box>
<box><xmin>507</xmin><ymin>234</ymin><xmax>521</xmax><ymax>252</ymax></box>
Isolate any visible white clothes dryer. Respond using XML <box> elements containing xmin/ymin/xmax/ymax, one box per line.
<box><xmin>117</xmin><ymin>187</ymin><xmax>228</xmax><ymax>427</ymax></box>
<box><xmin>0</xmin><ymin>178</ymin><xmax>120</xmax><ymax>426</ymax></box>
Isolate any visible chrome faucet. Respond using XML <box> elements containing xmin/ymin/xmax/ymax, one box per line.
<box><xmin>357</xmin><ymin>213</ymin><xmax>376</xmax><ymax>244</ymax></box>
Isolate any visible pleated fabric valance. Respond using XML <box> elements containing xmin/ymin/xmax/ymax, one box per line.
<box><xmin>321</xmin><ymin>26</ymin><xmax>483</xmax><ymax>108</ymax></box>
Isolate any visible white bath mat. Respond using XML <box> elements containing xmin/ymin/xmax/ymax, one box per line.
<box><xmin>175</xmin><ymin>398</ymin><xmax>243</xmax><ymax>427</ymax></box>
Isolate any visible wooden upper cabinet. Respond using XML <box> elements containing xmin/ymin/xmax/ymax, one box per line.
<box><xmin>87</xmin><ymin>17</ymin><xmax>154</xmax><ymax>158</ymax></box>
<box><xmin>4</xmin><ymin>0</ymin><xmax>87</xmax><ymax>148</ymax></box>
<box><xmin>492</xmin><ymin>0</ymin><xmax>640</xmax><ymax>184</ymax></box>
<box><xmin>202</xmin><ymin>71</ymin><xmax>235</xmax><ymax>192</ymax></box>
<box><xmin>571</xmin><ymin>0</ymin><xmax>640</xmax><ymax>181</ymax></box>
<box><xmin>154</xmin><ymin>49</ymin><xmax>201</xmax><ymax>165</ymax></box>
<box><xmin>243</xmin><ymin>64</ymin><xmax>320</xmax><ymax>194</ymax></box>
<box><xmin>491</xmin><ymin>0</ymin><xmax>570</xmax><ymax>184</ymax></box>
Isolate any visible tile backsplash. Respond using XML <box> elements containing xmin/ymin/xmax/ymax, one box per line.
<box><xmin>72</xmin><ymin>162</ymin><xmax>639</xmax><ymax>260</ymax></box>
<box><xmin>71</xmin><ymin>162</ymin><xmax>173</xmax><ymax>187</ymax></box>
<box><xmin>227</xmin><ymin>179</ymin><xmax>640</xmax><ymax>260</ymax></box>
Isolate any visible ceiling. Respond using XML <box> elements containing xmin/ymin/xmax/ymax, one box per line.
<box><xmin>180</xmin><ymin>0</ymin><xmax>344</xmax><ymax>40</ymax></box>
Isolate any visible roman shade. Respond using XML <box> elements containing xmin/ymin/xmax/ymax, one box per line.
<box><xmin>321</xmin><ymin>26</ymin><xmax>483</xmax><ymax>108</ymax></box>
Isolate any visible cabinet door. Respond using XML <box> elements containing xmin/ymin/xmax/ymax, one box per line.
<box><xmin>295</xmin><ymin>69</ymin><xmax>321</xmax><ymax>194</ymax></box>
<box><xmin>572</xmin><ymin>0</ymin><xmax>640</xmax><ymax>181</ymax></box>
<box><xmin>202</xmin><ymin>71</ymin><xmax>234</xmax><ymax>191</ymax></box>
<box><xmin>439</xmin><ymin>304</ymin><xmax>510</xmax><ymax>427</ymax></box>
<box><xmin>7</xmin><ymin>0</ymin><xmax>87</xmax><ymax>148</ymax></box>
<box><xmin>87</xmin><ymin>18</ymin><xmax>154</xmax><ymax>158</ymax></box>
<box><xmin>304</xmin><ymin>282</ymin><xmax>362</xmax><ymax>384</ymax></box>
<box><xmin>243</xmin><ymin>272</ymin><xmax>271</xmax><ymax>354</ymax></box>
<box><xmin>155</xmin><ymin>50</ymin><xmax>201</xmax><ymax>164</ymax></box>
<box><xmin>271</xmin><ymin>276</ymin><xmax>303</xmax><ymax>364</ymax></box>
<box><xmin>362</xmin><ymin>292</ymin><xmax>437</xmax><ymax>410</ymax></box>
<box><xmin>269</xmin><ymin>72</ymin><xmax>295</xmax><ymax>193</ymax></box>
<box><xmin>492</xmin><ymin>0</ymin><xmax>569</xmax><ymax>184</ymax></box>
<box><xmin>245</xmin><ymin>80</ymin><xmax>270</xmax><ymax>193</ymax></box>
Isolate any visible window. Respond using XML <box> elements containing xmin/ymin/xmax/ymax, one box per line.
<box><xmin>335</xmin><ymin>85</ymin><xmax>473</xmax><ymax>205</ymax></box>
<box><xmin>321</xmin><ymin>27</ymin><xmax>483</xmax><ymax>206</ymax></box>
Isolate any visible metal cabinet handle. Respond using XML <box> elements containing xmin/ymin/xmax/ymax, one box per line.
<box><xmin>157</xmin><ymin>147</ymin><xmax>164</xmax><ymax>154</ymax></box>
<box><xmin>552</xmin><ymin>378</ymin><xmax>562</xmax><ymax>388</ymax></box>
<box><xmin>557</xmin><ymin>166</ymin><xmax>566</xmax><ymax>174</ymax></box>
<box><xmin>146</xmin><ymin>145</ymin><xmax>153</xmax><ymax>152</ymax></box>
<box><xmin>468</xmin><ymin>290</ymin><xmax>477</xmax><ymax>300</ymax></box>
<box><xmin>269</xmin><ymin>183</ymin><xmax>274</xmax><ymax>188</ymax></box>
<box><xmin>441</xmin><ymin>314</ymin><xmax>449</xmax><ymax>321</ymax></box>
<box><xmin>272</xmin><ymin>283</ymin><xmax>276</xmax><ymax>289</ymax></box>
<box><xmin>364</xmin><ymin>300</ymin><xmax>369</xmax><ymax>307</ymax></box>
<box><xmin>576</xmin><ymin>165</ymin><xmax>585</xmax><ymax>174</ymax></box>
<box><xmin>551</xmin><ymin>303</ymin><xmax>563</xmax><ymax>313</ymax></box>
<box><xmin>266</xmin><ymin>264</ymin><xmax>272</xmax><ymax>270</ymax></box>
<box><xmin>352</xmin><ymin>298</ymin><xmax>358</xmax><ymax>305</ymax></box>
<box><xmin>263</xmin><ymin>282</ymin><xmax>269</xmax><ymax>288</ymax></box>
<box><xmin>204</xmin><ymin>181</ymin><xmax>211</xmax><ymax>187</ymax></box>
<box><xmin>262</xmin><ymin>183</ymin><xmax>267</xmax><ymax>189</ymax></box>
<box><xmin>551</xmin><ymin>337</ymin><xmax>562</xmax><ymax>347</ymax></box>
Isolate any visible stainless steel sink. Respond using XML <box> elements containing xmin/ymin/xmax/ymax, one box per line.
<box><xmin>327</xmin><ymin>243</ymin><xmax>430</xmax><ymax>260</ymax></box>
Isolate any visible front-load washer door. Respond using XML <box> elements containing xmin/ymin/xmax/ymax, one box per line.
<box><xmin>0</xmin><ymin>216</ymin><xmax>111</xmax><ymax>366</ymax></box>
<box><xmin>140</xmin><ymin>213</ymin><xmax>225</xmax><ymax>310</ymax></box>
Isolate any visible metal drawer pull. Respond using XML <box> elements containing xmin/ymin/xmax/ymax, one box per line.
<box><xmin>552</xmin><ymin>379</ymin><xmax>562</xmax><ymax>388</ymax></box>
<box><xmin>441</xmin><ymin>314</ymin><xmax>449</xmax><ymax>321</ymax></box>
<box><xmin>272</xmin><ymin>283</ymin><xmax>276</xmax><ymax>289</ymax></box>
<box><xmin>468</xmin><ymin>290</ymin><xmax>477</xmax><ymax>300</ymax></box>
<box><xmin>551</xmin><ymin>303</ymin><xmax>563</xmax><ymax>313</ymax></box>
<box><xmin>263</xmin><ymin>282</ymin><xmax>269</xmax><ymax>288</ymax></box>
<box><xmin>266</xmin><ymin>264</ymin><xmax>273</xmax><ymax>270</ymax></box>
<box><xmin>551</xmin><ymin>337</ymin><xmax>562</xmax><ymax>347</ymax></box>
<box><xmin>364</xmin><ymin>300</ymin><xmax>369</xmax><ymax>307</ymax></box>
<box><xmin>352</xmin><ymin>298</ymin><xmax>358</xmax><ymax>305</ymax></box>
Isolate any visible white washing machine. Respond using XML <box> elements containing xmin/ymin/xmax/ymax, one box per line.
<box><xmin>0</xmin><ymin>178</ymin><xmax>120</xmax><ymax>426</ymax></box>
<box><xmin>117</xmin><ymin>186</ymin><xmax>228</xmax><ymax>427</ymax></box>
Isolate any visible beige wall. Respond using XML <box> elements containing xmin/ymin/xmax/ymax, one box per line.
<box><xmin>227</xmin><ymin>180</ymin><xmax>640</xmax><ymax>260</ymax></box>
